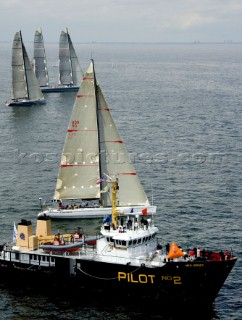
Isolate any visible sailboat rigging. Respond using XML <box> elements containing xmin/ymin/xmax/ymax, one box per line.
<box><xmin>38</xmin><ymin>60</ymin><xmax>156</xmax><ymax>219</ymax></box>
<box><xmin>6</xmin><ymin>31</ymin><xmax>46</xmax><ymax>107</ymax></box>
<box><xmin>41</xmin><ymin>28</ymin><xmax>83</xmax><ymax>92</ymax></box>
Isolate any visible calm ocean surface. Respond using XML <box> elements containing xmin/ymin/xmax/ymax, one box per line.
<box><xmin>0</xmin><ymin>42</ymin><xmax>241</xmax><ymax>319</ymax></box>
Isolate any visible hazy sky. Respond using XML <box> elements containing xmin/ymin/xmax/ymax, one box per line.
<box><xmin>1</xmin><ymin>0</ymin><xmax>242</xmax><ymax>43</ymax></box>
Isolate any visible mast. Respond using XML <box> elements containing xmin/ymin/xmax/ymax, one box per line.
<box><xmin>66</xmin><ymin>28</ymin><xmax>73</xmax><ymax>85</ymax></box>
<box><xmin>67</xmin><ymin>32</ymin><xmax>73</xmax><ymax>85</ymax></box>
<box><xmin>91</xmin><ymin>59</ymin><xmax>103</xmax><ymax>205</ymax></box>
<box><xmin>20</xmin><ymin>31</ymin><xmax>29</xmax><ymax>99</ymax></box>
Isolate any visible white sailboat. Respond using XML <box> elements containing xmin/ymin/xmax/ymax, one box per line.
<box><xmin>33</xmin><ymin>28</ymin><xmax>49</xmax><ymax>89</ymax></box>
<box><xmin>41</xmin><ymin>28</ymin><xmax>83</xmax><ymax>92</ymax></box>
<box><xmin>6</xmin><ymin>31</ymin><xmax>46</xmax><ymax>107</ymax></box>
<box><xmin>38</xmin><ymin>60</ymin><xmax>156</xmax><ymax>219</ymax></box>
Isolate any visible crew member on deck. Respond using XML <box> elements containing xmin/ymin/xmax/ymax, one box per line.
<box><xmin>53</xmin><ymin>236</ymin><xmax>60</xmax><ymax>245</ymax></box>
<box><xmin>57</xmin><ymin>201</ymin><xmax>63</xmax><ymax>210</ymax></box>
<box><xmin>74</xmin><ymin>227</ymin><xmax>82</xmax><ymax>241</ymax></box>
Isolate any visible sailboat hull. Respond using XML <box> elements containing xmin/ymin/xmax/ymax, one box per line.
<box><xmin>41</xmin><ymin>85</ymin><xmax>79</xmax><ymax>92</ymax></box>
<box><xmin>6</xmin><ymin>98</ymin><xmax>46</xmax><ymax>107</ymax></box>
<box><xmin>38</xmin><ymin>205</ymin><xmax>157</xmax><ymax>219</ymax></box>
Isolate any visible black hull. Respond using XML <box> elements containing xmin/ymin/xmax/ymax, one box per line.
<box><xmin>0</xmin><ymin>257</ymin><xmax>236</xmax><ymax>308</ymax></box>
<box><xmin>6</xmin><ymin>99</ymin><xmax>46</xmax><ymax>106</ymax></box>
<box><xmin>41</xmin><ymin>86</ymin><xmax>79</xmax><ymax>92</ymax></box>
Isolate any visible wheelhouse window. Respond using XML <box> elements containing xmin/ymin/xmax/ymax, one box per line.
<box><xmin>115</xmin><ymin>240</ymin><xmax>127</xmax><ymax>247</ymax></box>
<box><xmin>106</xmin><ymin>237</ymin><xmax>114</xmax><ymax>243</ymax></box>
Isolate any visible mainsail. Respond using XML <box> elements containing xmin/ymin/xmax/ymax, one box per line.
<box><xmin>54</xmin><ymin>60</ymin><xmax>150</xmax><ymax>207</ymax></box>
<box><xmin>33</xmin><ymin>28</ymin><xmax>49</xmax><ymax>87</ymax></box>
<box><xmin>11</xmin><ymin>31</ymin><xmax>44</xmax><ymax>101</ymax></box>
<box><xmin>59</xmin><ymin>28</ymin><xmax>83</xmax><ymax>86</ymax></box>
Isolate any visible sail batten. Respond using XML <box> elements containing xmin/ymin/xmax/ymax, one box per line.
<box><xmin>61</xmin><ymin>164</ymin><xmax>98</xmax><ymax>167</ymax></box>
<box><xmin>100</xmin><ymin>140</ymin><xmax>123</xmax><ymax>143</ymax></box>
<box><xmin>67</xmin><ymin>130</ymin><xmax>97</xmax><ymax>132</ymax></box>
<box><xmin>77</xmin><ymin>95</ymin><xmax>95</xmax><ymax>98</ymax></box>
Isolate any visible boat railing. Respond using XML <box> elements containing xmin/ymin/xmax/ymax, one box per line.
<box><xmin>102</xmin><ymin>217</ymin><xmax>155</xmax><ymax>233</ymax></box>
<box><xmin>1</xmin><ymin>243</ymin><xmax>13</xmax><ymax>252</ymax></box>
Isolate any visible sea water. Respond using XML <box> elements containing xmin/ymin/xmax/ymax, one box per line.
<box><xmin>0</xmin><ymin>42</ymin><xmax>241</xmax><ymax>319</ymax></box>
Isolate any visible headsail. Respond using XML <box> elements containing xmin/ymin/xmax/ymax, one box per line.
<box><xmin>59</xmin><ymin>28</ymin><xmax>83</xmax><ymax>86</ymax></box>
<box><xmin>54</xmin><ymin>60</ymin><xmax>150</xmax><ymax>208</ymax></box>
<box><xmin>69</xmin><ymin>35</ymin><xmax>83</xmax><ymax>86</ymax></box>
<box><xmin>33</xmin><ymin>28</ymin><xmax>49</xmax><ymax>87</ymax></box>
<box><xmin>96</xmin><ymin>77</ymin><xmax>149</xmax><ymax>207</ymax></box>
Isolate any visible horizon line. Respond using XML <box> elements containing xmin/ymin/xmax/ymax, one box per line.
<box><xmin>1</xmin><ymin>40</ymin><xmax>242</xmax><ymax>45</ymax></box>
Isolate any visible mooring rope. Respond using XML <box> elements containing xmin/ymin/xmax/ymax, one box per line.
<box><xmin>77</xmin><ymin>265</ymin><xmax>142</xmax><ymax>280</ymax></box>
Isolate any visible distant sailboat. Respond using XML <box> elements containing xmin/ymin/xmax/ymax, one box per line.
<box><xmin>38</xmin><ymin>60</ymin><xmax>156</xmax><ymax>219</ymax></box>
<box><xmin>6</xmin><ymin>31</ymin><xmax>46</xmax><ymax>107</ymax></box>
<box><xmin>41</xmin><ymin>28</ymin><xmax>83</xmax><ymax>92</ymax></box>
<box><xmin>33</xmin><ymin>28</ymin><xmax>49</xmax><ymax>89</ymax></box>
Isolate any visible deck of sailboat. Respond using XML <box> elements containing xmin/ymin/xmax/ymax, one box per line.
<box><xmin>40</xmin><ymin>204</ymin><xmax>157</xmax><ymax>219</ymax></box>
